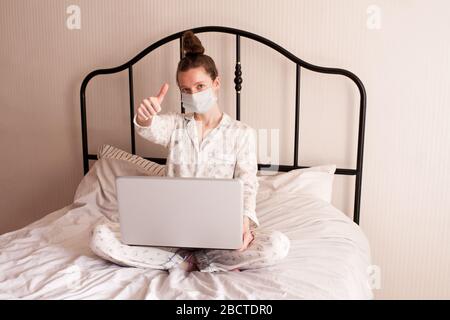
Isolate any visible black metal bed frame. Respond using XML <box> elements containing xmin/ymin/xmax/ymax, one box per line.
<box><xmin>80</xmin><ymin>26</ymin><xmax>367</xmax><ymax>224</ymax></box>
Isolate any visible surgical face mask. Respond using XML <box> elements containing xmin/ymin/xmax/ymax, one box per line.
<box><xmin>181</xmin><ymin>87</ymin><xmax>218</xmax><ymax>114</ymax></box>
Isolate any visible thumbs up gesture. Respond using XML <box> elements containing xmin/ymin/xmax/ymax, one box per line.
<box><xmin>136</xmin><ymin>83</ymin><xmax>169</xmax><ymax>126</ymax></box>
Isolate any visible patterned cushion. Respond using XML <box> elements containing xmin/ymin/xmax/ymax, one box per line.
<box><xmin>97</xmin><ymin>144</ymin><xmax>165</xmax><ymax>176</ymax></box>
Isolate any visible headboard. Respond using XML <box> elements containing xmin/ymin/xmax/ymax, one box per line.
<box><xmin>79</xmin><ymin>26</ymin><xmax>367</xmax><ymax>224</ymax></box>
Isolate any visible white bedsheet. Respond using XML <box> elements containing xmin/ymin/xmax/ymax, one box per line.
<box><xmin>0</xmin><ymin>158</ymin><xmax>373</xmax><ymax>299</ymax></box>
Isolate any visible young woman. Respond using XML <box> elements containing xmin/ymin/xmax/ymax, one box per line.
<box><xmin>90</xmin><ymin>31</ymin><xmax>290</xmax><ymax>272</ymax></box>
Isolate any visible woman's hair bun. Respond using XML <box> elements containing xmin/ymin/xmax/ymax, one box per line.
<box><xmin>182</xmin><ymin>30</ymin><xmax>205</xmax><ymax>56</ymax></box>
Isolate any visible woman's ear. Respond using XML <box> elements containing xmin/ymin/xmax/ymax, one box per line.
<box><xmin>213</xmin><ymin>76</ymin><xmax>221</xmax><ymax>90</ymax></box>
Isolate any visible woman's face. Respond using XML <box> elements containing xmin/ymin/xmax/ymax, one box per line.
<box><xmin>178</xmin><ymin>67</ymin><xmax>220</xmax><ymax>95</ymax></box>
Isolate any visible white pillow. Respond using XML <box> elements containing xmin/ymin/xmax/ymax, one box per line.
<box><xmin>97</xmin><ymin>144</ymin><xmax>166</xmax><ymax>176</ymax></box>
<box><xmin>257</xmin><ymin>164</ymin><xmax>336</xmax><ymax>203</ymax></box>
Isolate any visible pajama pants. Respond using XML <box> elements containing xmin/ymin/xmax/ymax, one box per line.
<box><xmin>89</xmin><ymin>219</ymin><xmax>290</xmax><ymax>272</ymax></box>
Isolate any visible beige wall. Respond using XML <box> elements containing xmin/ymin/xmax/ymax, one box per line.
<box><xmin>1</xmin><ymin>0</ymin><xmax>449</xmax><ymax>299</ymax></box>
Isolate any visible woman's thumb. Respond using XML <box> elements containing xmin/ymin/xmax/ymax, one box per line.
<box><xmin>157</xmin><ymin>83</ymin><xmax>169</xmax><ymax>103</ymax></box>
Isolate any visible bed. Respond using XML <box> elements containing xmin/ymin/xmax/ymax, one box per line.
<box><xmin>0</xmin><ymin>26</ymin><xmax>372</xmax><ymax>299</ymax></box>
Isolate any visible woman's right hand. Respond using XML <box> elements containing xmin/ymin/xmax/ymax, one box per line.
<box><xmin>136</xmin><ymin>83</ymin><xmax>169</xmax><ymax>126</ymax></box>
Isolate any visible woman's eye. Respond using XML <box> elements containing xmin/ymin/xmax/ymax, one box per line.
<box><xmin>197</xmin><ymin>84</ymin><xmax>205</xmax><ymax>89</ymax></box>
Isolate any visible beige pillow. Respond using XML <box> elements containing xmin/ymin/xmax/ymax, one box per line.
<box><xmin>97</xmin><ymin>144</ymin><xmax>166</xmax><ymax>176</ymax></box>
<box><xmin>257</xmin><ymin>164</ymin><xmax>337</xmax><ymax>203</ymax></box>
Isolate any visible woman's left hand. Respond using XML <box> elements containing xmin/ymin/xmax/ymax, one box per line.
<box><xmin>237</xmin><ymin>217</ymin><xmax>254</xmax><ymax>252</ymax></box>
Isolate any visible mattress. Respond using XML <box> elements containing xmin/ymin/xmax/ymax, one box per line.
<box><xmin>0</xmin><ymin>158</ymin><xmax>373</xmax><ymax>299</ymax></box>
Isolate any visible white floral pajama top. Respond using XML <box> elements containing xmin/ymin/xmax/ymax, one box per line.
<box><xmin>133</xmin><ymin>111</ymin><xmax>260</xmax><ymax>228</ymax></box>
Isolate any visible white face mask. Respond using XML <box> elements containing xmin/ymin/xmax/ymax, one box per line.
<box><xmin>181</xmin><ymin>87</ymin><xmax>218</xmax><ymax>114</ymax></box>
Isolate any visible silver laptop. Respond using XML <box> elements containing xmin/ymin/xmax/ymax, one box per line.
<box><xmin>116</xmin><ymin>176</ymin><xmax>243</xmax><ymax>250</ymax></box>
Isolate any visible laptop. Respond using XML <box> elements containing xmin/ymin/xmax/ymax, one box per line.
<box><xmin>116</xmin><ymin>176</ymin><xmax>244</xmax><ymax>250</ymax></box>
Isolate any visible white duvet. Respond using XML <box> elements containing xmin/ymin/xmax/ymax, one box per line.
<box><xmin>0</xmin><ymin>158</ymin><xmax>373</xmax><ymax>299</ymax></box>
